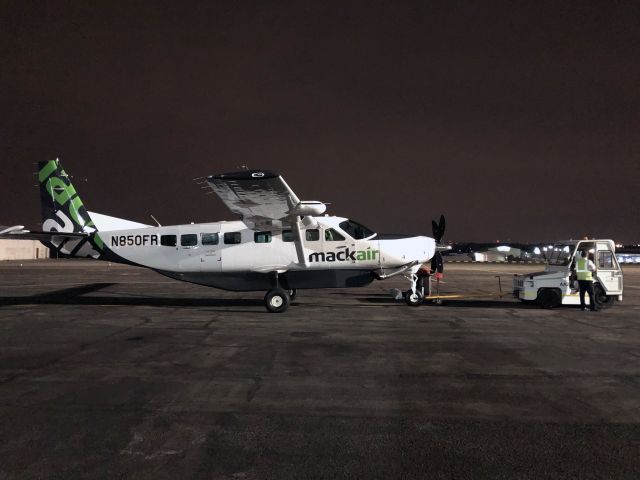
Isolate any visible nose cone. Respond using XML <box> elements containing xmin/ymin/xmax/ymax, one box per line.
<box><xmin>378</xmin><ymin>236</ymin><xmax>436</xmax><ymax>267</ymax></box>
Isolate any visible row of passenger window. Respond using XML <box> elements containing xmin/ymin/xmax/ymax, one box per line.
<box><xmin>160</xmin><ymin>228</ymin><xmax>346</xmax><ymax>247</ymax></box>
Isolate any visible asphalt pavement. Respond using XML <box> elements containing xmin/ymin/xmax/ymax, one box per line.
<box><xmin>0</xmin><ymin>260</ymin><xmax>639</xmax><ymax>479</ymax></box>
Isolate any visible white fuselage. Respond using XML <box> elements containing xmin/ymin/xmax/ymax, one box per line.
<box><xmin>98</xmin><ymin>215</ymin><xmax>434</xmax><ymax>290</ymax></box>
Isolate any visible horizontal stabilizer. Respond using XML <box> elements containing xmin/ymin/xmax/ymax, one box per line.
<box><xmin>0</xmin><ymin>226</ymin><xmax>88</xmax><ymax>241</ymax></box>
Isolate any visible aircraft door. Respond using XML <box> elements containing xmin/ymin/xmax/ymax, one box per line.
<box><xmin>595</xmin><ymin>242</ymin><xmax>623</xmax><ymax>293</ymax></box>
<box><xmin>177</xmin><ymin>230</ymin><xmax>202</xmax><ymax>272</ymax></box>
<box><xmin>200</xmin><ymin>231</ymin><xmax>222</xmax><ymax>272</ymax></box>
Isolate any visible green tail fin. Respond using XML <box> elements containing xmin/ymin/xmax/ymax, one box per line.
<box><xmin>38</xmin><ymin>159</ymin><xmax>96</xmax><ymax>233</ymax></box>
<box><xmin>38</xmin><ymin>159</ymin><xmax>105</xmax><ymax>258</ymax></box>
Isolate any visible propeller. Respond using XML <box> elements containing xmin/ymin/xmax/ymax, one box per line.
<box><xmin>431</xmin><ymin>214</ymin><xmax>446</xmax><ymax>244</ymax></box>
<box><xmin>431</xmin><ymin>214</ymin><xmax>446</xmax><ymax>276</ymax></box>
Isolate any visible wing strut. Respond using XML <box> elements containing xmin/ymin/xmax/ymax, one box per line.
<box><xmin>292</xmin><ymin>219</ymin><xmax>307</xmax><ymax>266</ymax></box>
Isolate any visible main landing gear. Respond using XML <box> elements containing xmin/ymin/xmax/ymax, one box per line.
<box><xmin>264</xmin><ymin>272</ymin><xmax>295</xmax><ymax>313</ymax></box>
<box><xmin>265</xmin><ymin>288</ymin><xmax>290</xmax><ymax>313</ymax></box>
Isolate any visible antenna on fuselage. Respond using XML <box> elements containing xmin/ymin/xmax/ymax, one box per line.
<box><xmin>150</xmin><ymin>214</ymin><xmax>161</xmax><ymax>227</ymax></box>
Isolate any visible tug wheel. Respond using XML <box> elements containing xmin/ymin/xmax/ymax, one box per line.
<box><xmin>265</xmin><ymin>288</ymin><xmax>290</xmax><ymax>313</ymax></box>
<box><xmin>593</xmin><ymin>284</ymin><xmax>616</xmax><ymax>309</ymax></box>
<box><xmin>537</xmin><ymin>288</ymin><xmax>561</xmax><ymax>309</ymax></box>
<box><xmin>288</xmin><ymin>289</ymin><xmax>297</xmax><ymax>300</ymax></box>
<box><xmin>404</xmin><ymin>290</ymin><xmax>424</xmax><ymax>307</ymax></box>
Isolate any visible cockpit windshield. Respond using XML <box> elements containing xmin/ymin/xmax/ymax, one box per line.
<box><xmin>339</xmin><ymin>220</ymin><xmax>376</xmax><ymax>240</ymax></box>
<box><xmin>547</xmin><ymin>243</ymin><xmax>575</xmax><ymax>266</ymax></box>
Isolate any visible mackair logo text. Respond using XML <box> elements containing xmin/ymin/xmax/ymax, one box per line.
<box><xmin>308</xmin><ymin>248</ymin><xmax>379</xmax><ymax>263</ymax></box>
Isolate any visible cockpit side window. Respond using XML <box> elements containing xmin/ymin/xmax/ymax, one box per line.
<box><xmin>306</xmin><ymin>229</ymin><xmax>319</xmax><ymax>241</ymax></box>
<box><xmin>325</xmin><ymin>228</ymin><xmax>345</xmax><ymax>241</ymax></box>
<box><xmin>339</xmin><ymin>220</ymin><xmax>375</xmax><ymax>240</ymax></box>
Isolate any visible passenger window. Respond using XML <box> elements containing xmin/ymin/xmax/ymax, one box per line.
<box><xmin>306</xmin><ymin>229</ymin><xmax>319</xmax><ymax>241</ymax></box>
<box><xmin>202</xmin><ymin>233</ymin><xmax>219</xmax><ymax>245</ymax></box>
<box><xmin>160</xmin><ymin>235</ymin><xmax>177</xmax><ymax>247</ymax></box>
<box><xmin>325</xmin><ymin>228</ymin><xmax>345</xmax><ymax>241</ymax></box>
<box><xmin>598</xmin><ymin>251</ymin><xmax>614</xmax><ymax>269</ymax></box>
<box><xmin>224</xmin><ymin>232</ymin><xmax>242</xmax><ymax>244</ymax></box>
<box><xmin>282</xmin><ymin>230</ymin><xmax>294</xmax><ymax>242</ymax></box>
<box><xmin>254</xmin><ymin>231</ymin><xmax>272</xmax><ymax>243</ymax></box>
<box><xmin>181</xmin><ymin>234</ymin><xmax>198</xmax><ymax>247</ymax></box>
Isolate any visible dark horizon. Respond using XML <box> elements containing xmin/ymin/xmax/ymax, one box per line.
<box><xmin>2</xmin><ymin>2</ymin><xmax>639</xmax><ymax>243</ymax></box>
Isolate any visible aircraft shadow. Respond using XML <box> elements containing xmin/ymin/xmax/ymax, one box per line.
<box><xmin>0</xmin><ymin>282</ymin><xmax>265</xmax><ymax>308</ymax></box>
<box><xmin>356</xmin><ymin>296</ymin><xmax>534</xmax><ymax>309</ymax></box>
<box><xmin>422</xmin><ymin>299</ymin><xmax>535</xmax><ymax>309</ymax></box>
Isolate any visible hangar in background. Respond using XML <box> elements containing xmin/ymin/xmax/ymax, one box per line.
<box><xmin>0</xmin><ymin>239</ymin><xmax>49</xmax><ymax>261</ymax></box>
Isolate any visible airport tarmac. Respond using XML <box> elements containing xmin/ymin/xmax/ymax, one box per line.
<box><xmin>0</xmin><ymin>260</ymin><xmax>639</xmax><ymax>479</ymax></box>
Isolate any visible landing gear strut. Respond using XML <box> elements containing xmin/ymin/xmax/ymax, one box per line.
<box><xmin>403</xmin><ymin>270</ymin><xmax>424</xmax><ymax>307</ymax></box>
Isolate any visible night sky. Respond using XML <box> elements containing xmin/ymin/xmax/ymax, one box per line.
<box><xmin>2</xmin><ymin>1</ymin><xmax>639</xmax><ymax>243</ymax></box>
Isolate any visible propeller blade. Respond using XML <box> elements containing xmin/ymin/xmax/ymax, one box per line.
<box><xmin>431</xmin><ymin>214</ymin><xmax>446</xmax><ymax>243</ymax></box>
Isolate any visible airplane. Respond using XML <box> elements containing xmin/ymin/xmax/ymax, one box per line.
<box><xmin>1</xmin><ymin>159</ymin><xmax>446</xmax><ymax>312</ymax></box>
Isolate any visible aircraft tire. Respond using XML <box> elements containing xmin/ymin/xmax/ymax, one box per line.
<box><xmin>265</xmin><ymin>288</ymin><xmax>290</xmax><ymax>313</ymax></box>
<box><xmin>289</xmin><ymin>289</ymin><xmax>297</xmax><ymax>300</ymax></box>
<box><xmin>404</xmin><ymin>290</ymin><xmax>424</xmax><ymax>307</ymax></box>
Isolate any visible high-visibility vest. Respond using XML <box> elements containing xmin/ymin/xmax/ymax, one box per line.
<box><xmin>576</xmin><ymin>258</ymin><xmax>593</xmax><ymax>281</ymax></box>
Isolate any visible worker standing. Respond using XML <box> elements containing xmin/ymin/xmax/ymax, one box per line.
<box><xmin>576</xmin><ymin>249</ymin><xmax>598</xmax><ymax>311</ymax></box>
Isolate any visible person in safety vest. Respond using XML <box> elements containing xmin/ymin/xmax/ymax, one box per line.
<box><xmin>576</xmin><ymin>249</ymin><xmax>597</xmax><ymax>311</ymax></box>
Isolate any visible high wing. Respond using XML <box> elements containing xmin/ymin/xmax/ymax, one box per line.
<box><xmin>0</xmin><ymin>225</ymin><xmax>88</xmax><ymax>242</ymax></box>
<box><xmin>207</xmin><ymin>170</ymin><xmax>327</xmax><ymax>267</ymax></box>
<box><xmin>206</xmin><ymin>170</ymin><xmax>325</xmax><ymax>229</ymax></box>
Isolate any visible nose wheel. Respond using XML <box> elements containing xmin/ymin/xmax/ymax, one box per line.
<box><xmin>403</xmin><ymin>271</ymin><xmax>424</xmax><ymax>306</ymax></box>
<box><xmin>404</xmin><ymin>289</ymin><xmax>424</xmax><ymax>306</ymax></box>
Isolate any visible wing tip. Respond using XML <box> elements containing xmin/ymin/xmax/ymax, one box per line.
<box><xmin>207</xmin><ymin>170</ymin><xmax>280</xmax><ymax>181</ymax></box>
